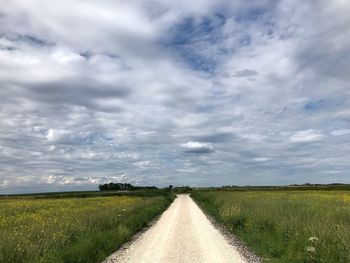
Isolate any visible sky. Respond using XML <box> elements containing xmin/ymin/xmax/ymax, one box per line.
<box><xmin>1</xmin><ymin>0</ymin><xmax>350</xmax><ymax>194</ymax></box>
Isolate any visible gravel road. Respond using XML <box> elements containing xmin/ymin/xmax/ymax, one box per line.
<box><xmin>104</xmin><ymin>194</ymin><xmax>250</xmax><ymax>263</ymax></box>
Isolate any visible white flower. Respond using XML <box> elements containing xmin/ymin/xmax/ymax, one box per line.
<box><xmin>309</xmin><ymin>237</ymin><xmax>319</xmax><ymax>242</ymax></box>
<box><xmin>306</xmin><ymin>246</ymin><xmax>316</xmax><ymax>253</ymax></box>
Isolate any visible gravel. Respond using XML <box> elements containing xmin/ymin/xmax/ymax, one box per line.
<box><xmin>104</xmin><ymin>194</ymin><xmax>258</xmax><ymax>263</ymax></box>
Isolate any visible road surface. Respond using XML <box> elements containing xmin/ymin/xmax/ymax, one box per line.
<box><xmin>104</xmin><ymin>194</ymin><xmax>249</xmax><ymax>263</ymax></box>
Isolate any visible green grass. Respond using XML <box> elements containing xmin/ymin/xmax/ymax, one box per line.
<box><xmin>0</xmin><ymin>191</ymin><xmax>174</xmax><ymax>263</ymax></box>
<box><xmin>0</xmin><ymin>189</ymin><xmax>171</xmax><ymax>199</ymax></box>
<box><xmin>191</xmin><ymin>190</ymin><xmax>350</xmax><ymax>263</ymax></box>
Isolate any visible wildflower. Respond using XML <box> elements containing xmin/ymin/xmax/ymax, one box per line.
<box><xmin>306</xmin><ymin>246</ymin><xmax>316</xmax><ymax>253</ymax></box>
<box><xmin>309</xmin><ymin>237</ymin><xmax>319</xmax><ymax>242</ymax></box>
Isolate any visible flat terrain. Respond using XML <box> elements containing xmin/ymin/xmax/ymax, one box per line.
<box><xmin>192</xmin><ymin>190</ymin><xmax>350</xmax><ymax>263</ymax></box>
<box><xmin>0</xmin><ymin>192</ymin><xmax>172</xmax><ymax>263</ymax></box>
<box><xmin>105</xmin><ymin>194</ymin><xmax>248</xmax><ymax>263</ymax></box>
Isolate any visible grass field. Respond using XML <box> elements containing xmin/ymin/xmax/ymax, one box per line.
<box><xmin>192</xmin><ymin>190</ymin><xmax>350</xmax><ymax>263</ymax></box>
<box><xmin>0</xmin><ymin>191</ymin><xmax>173</xmax><ymax>263</ymax></box>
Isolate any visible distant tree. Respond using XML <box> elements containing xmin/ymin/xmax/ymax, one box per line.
<box><xmin>173</xmin><ymin>186</ymin><xmax>192</xmax><ymax>193</ymax></box>
<box><xmin>98</xmin><ymin>184</ymin><xmax>108</xmax><ymax>191</ymax></box>
<box><xmin>98</xmin><ymin>182</ymin><xmax>157</xmax><ymax>191</ymax></box>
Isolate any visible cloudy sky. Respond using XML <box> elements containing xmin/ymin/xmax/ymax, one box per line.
<box><xmin>1</xmin><ymin>0</ymin><xmax>350</xmax><ymax>193</ymax></box>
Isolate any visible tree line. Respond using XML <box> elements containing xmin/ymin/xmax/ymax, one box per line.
<box><xmin>98</xmin><ymin>182</ymin><xmax>157</xmax><ymax>191</ymax></box>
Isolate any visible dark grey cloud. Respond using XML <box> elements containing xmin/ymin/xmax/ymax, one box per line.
<box><xmin>1</xmin><ymin>33</ymin><xmax>55</xmax><ymax>47</ymax></box>
<box><xmin>232</xmin><ymin>69</ymin><xmax>258</xmax><ymax>78</ymax></box>
<box><xmin>26</xmin><ymin>81</ymin><xmax>130</xmax><ymax>112</ymax></box>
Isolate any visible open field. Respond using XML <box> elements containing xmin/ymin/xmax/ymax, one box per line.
<box><xmin>192</xmin><ymin>190</ymin><xmax>350</xmax><ymax>263</ymax></box>
<box><xmin>0</xmin><ymin>191</ymin><xmax>173</xmax><ymax>263</ymax></box>
<box><xmin>0</xmin><ymin>189</ymin><xmax>169</xmax><ymax>199</ymax></box>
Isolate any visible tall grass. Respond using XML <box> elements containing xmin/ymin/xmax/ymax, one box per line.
<box><xmin>0</xmin><ymin>193</ymin><xmax>173</xmax><ymax>263</ymax></box>
<box><xmin>192</xmin><ymin>190</ymin><xmax>350</xmax><ymax>263</ymax></box>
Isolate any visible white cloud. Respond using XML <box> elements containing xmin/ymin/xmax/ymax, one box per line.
<box><xmin>47</xmin><ymin>129</ymin><xmax>67</xmax><ymax>142</ymax></box>
<box><xmin>331</xmin><ymin>129</ymin><xmax>350</xmax><ymax>136</ymax></box>
<box><xmin>46</xmin><ymin>129</ymin><xmax>81</xmax><ymax>144</ymax></box>
<box><xmin>253</xmin><ymin>157</ymin><xmax>271</xmax><ymax>162</ymax></box>
<box><xmin>289</xmin><ymin>130</ymin><xmax>325</xmax><ymax>143</ymax></box>
<box><xmin>134</xmin><ymin>160</ymin><xmax>151</xmax><ymax>168</ymax></box>
<box><xmin>240</xmin><ymin>133</ymin><xmax>267</xmax><ymax>142</ymax></box>
<box><xmin>181</xmin><ymin>141</ymin><xmax>214</xmax><ymax>153</ymax></box>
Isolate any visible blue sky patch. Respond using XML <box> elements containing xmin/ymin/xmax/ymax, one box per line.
<box><xmin>304</xmin><ymin>99</ymin><xmax>328</xmax><ymax>111</ymax></box>
<box><xmin>160</xmin><ymin>14</ymin><xmax>227</xmax><ymax>72</ymax></box>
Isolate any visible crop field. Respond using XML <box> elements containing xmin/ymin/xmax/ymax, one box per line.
<box><xmin>192</xmin><ymin>190</ymin><xmax>350</xmax><ymax>263</ymax></box>
<box><xmin>0</xmin><ymin>192</ymin><xmax>173</xmax><ymax>263</ymax></box>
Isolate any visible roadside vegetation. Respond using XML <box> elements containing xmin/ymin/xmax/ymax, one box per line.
<box><xmin>192</xmin><ymin>189</ymin><xmax>350</xmax><ymax>263</ymax></box>
<box><xmin>0</xmin><ymin>190</ymin><xmax>174</xmax><ymax>263</ymax></box>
